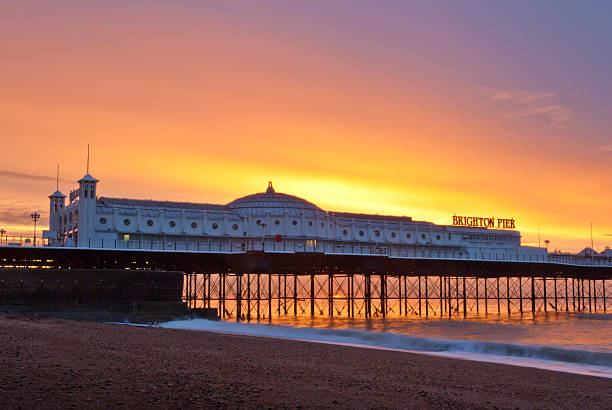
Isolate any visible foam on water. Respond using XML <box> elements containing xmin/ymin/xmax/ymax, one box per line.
<box><xmin>159</xmin><ymin>317</ymin><xmax>612</xmax><ymax>378</ymax></box>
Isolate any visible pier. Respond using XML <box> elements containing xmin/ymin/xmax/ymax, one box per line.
<box><xmin>1</xmin><ymin>243</ymin><xmax>610</xmax><ymax>320</ymax></box>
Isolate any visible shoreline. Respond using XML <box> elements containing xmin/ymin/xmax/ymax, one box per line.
<box><xmin>2</xmin><ymin>315</ymin><xmax>611</xmax><ymax>409</ymax></box>
<box><xmin>158</xmin><ymin>318</ymin><xmax>612</xmax><ymax>379</ymax></box>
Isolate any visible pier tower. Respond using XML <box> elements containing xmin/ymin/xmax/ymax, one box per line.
<box><xmin>76</xmin><ymin>173</ymin><xmax>99</xmax><ymax>247</ymax></box>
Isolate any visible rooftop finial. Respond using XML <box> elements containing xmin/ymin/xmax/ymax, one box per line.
<box><xmin>266</xmin><ymin>180</ymin><xmax>275</xmax><ymax>194</ymax></box>
<box><xmin>87</xmin><ymin>144</ymin><xmax>90</xmax><ymax>174</ymax></box>
<box><xmin>56</xmin><ymin>164</ymin><xmax>59</xmax><ymax>191</ymax></box>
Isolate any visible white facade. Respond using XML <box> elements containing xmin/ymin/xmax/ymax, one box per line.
<box><xmin>43</xmin><ymin>176</ymin><xmax>546</xmax><ymax>260</ymax></box>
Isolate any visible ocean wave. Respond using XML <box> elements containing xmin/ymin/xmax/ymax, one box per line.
<box><xmin>160</xmin><ymin>319</ymin><xmax>612</xmax><ymax>368</ymax></box>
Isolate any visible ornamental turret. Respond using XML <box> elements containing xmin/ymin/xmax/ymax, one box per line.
<box><xmin>76</xmin><ymin>172</ymin><xmax>99</xmax><ymax>247</ymax></box>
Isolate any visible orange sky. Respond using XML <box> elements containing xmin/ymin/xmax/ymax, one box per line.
<box><xmin>0</xmin><ymin>2</ymin><xmax>611</xmax><ymax>252</ymax></box>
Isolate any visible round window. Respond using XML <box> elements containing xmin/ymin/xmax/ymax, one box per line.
<box><xmin>274</xmin><ymin>219</ymin><xmax>280</xmax><ymax>225</ymax></box>
<box><xmin>436</xmin><ymin>234</ymin><xmax>441</xmax><ymax>240</ymax></box>
<box><xmin>359</xmin><ymin>230</ymin><xmax>364</xmax><ymax>236</ymax></box>
<box><xmin>232</xmin><ymin>223</ymin><xmax>239</xmax><ymax>230</ymax></box>
<box><xmin>147</xmin><ymin>219</ymin><xmax>154</xmax><ymax>227</ymax></box>
<box><xmin>421</xmin><ymin>234</ymin><xmax>426</xmax><ymax>240</ymax></box>
<box><xmin>99</xmin><ymin>217</ymin><xmax>107</xmax><ymax>225</ymax></box>
<box><xmin>406</xmin><ymin>233</ymin><xmax>412</xmax><ymax>239</ymax></box>
<box><xmin>256</xmin><ymin>219</ymin><xmax>262</xmax><ymax>225</ymax></box>
<box><xmin>169</xmin><ymin>220</ymin><xmax>176</xmax><ymax>228</ymax></box>
<box><xmin>342</xmin><ymin>229</ymin><xmax>348</xmax><ymax>235</ymax></box>
<box><xmin>374</xmin><ymin>230</ymin><xmax>380</xmax><ymax>237</ymax></box>
<box><xmin>212</xmin><ymin>223</ymin><xmax>218</xmax><ymax>230</ymax></box>
<box><xmin>191</xmin><ymin>222</ymin><xmax>198</xmax><ymax>229</ymax></box>
<box><xmin>292</xmin><ymin>220</ymin><xmax>298</xmax><ymax>226</ymax></box>
<box><xmin>123</xmin><ymin>218</ymin><xmax>131</xmax><ymax>226</ymax></box>
<box><xmin>391</xmin><ymin>232</ymin><xmax>396</xmax><ymax>238</ymax></box>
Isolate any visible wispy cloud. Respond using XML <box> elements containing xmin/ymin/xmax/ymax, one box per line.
<box><xmin>0</xmin><ymin>170</ymin><xmax>70</xmax><ymax>184</ymax></box>
<box><xmin>597</xmin><ymin>145</ymin><xmax>612</xmax><ymax>152</ymax></box>
<box><xmin>0</xmin><ymin>199</ymin><xmax>47</xmax><ymax>229</ymax></box>
<box><xmin>471</xmin><ymin>87</ymin><xmax>575</xmax><ymax>129</ymax></box>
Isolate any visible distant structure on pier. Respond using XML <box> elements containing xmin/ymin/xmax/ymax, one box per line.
<box><xmin>42</xmin><ymin>172</ymin><xmax>549</xmax><ymax>260</ymax></box>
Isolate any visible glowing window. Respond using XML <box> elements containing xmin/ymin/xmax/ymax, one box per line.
<box><xmin>123</xmin><ymin>234</ymin><xmax>129</xmax><ymax>241</ymax></box>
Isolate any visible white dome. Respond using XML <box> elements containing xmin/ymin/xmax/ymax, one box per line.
<box><xmin>227</xmin><ymin>183</ymin><xmax>324</xmax><ymax>217</ymax></box>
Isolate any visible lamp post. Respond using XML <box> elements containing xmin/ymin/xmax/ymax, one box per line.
<box><xmin>0</xmin><ymin>229</ymin><xmax>5</xmax><ymax>246</ymax></box>
<box><xmin>30</xmin><ymin>212</ymin><xmax>40</xmax><ymax>246</ymax></box>
<box><xmin>257</xmin><ymin>220</ymin><xmax>267</xmax><ymax>252</ymax></box>
<box><xmin>544</xmin><ymin>239</ymin><xmax>550</xmax><ymax>252</ymax></box>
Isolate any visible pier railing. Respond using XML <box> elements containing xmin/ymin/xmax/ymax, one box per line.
<box><xmin>2</xmin><ymin>237</ymin><xmax>611</xmax><ymax>267</ymax></box>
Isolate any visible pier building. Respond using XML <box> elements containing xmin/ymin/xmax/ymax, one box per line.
<box><xmin>43</xmin><ymin>173</ymin><xmax>543</xmax><ymax>261</ymax></box>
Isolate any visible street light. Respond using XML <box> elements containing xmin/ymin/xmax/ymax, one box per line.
<box><xmin>257</xmin><ymin>220</ymin><xmax>267</xmax><ymax>251</ymax></box>
<box><xmin>544</xmin><ymin>239</ymin><xmax>550</xmax><ymax>252</ymax></box>
<box><xmin>30</xmin><ymin>212</ymin><xmax>40</xmax><ymax>247</ymax></box>
<box><xmin>0</xmin><ymin>229</ymin><xmax>5</xmax><ymax>246</ymax></box>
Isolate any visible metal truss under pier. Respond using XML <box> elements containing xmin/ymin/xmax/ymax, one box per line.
<box><xmin>186</xmin><ymin>273</ymin><xmax>611</xmax><ymax>320</ymax></box>
<box><xmin>1</xmin><ymin>246</ymin><xmax>610</xmax><ymax>319</ymax></box>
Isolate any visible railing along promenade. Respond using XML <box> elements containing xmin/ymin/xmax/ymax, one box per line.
<box><xmin>5</xmin><ymin>237</ymin><xmax>609</xmax><ymax>267</ymax></box>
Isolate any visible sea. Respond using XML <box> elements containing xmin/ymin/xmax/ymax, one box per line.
<box><xmin>158</xmin><ymin>312</ymin><xmax>612</xmax><ymax>379</ymax></box>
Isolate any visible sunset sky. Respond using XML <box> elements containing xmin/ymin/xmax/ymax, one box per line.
<box><xmin>1</xmin><ymin>1</ymin><xmax>611</xmax><ymax>251</ymax></box>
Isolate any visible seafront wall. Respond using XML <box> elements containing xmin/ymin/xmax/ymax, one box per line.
<box><xmin>0</xmin><ymin>268</ymin><xmax>189</xmax><ymax>322</ymax></box>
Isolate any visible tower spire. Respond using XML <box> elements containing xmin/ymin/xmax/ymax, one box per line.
<box><xmin>56</xmin><ymin>164</ymin><xmax>59</xmax><ymax>191</ymax></box>
<box><xmin>87</xmin><ymin>144</ymin><xmax>90</xmax><ymax>174</ymax></box>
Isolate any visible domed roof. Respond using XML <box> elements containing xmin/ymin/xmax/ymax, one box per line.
<box><xmin>227</xmin><ymin>182</ymin><xmax>324</xmax><ymax>217</ymax></box>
